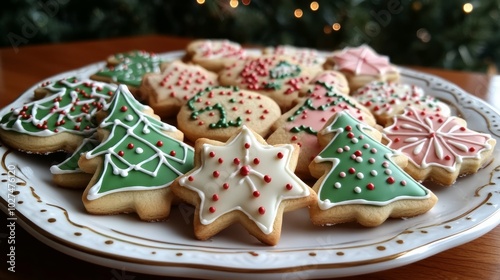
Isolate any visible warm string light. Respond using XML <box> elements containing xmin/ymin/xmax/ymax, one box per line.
<box><xmin>294</xmin><ymin>9</ymin><xmax>303</xmax><ymax>18</ymax></box>
<box><xmin>229</xmin><ymin>0</ymin><xmax>238</xmax><ymax>8</ymax></box>
<box><xmin>196</xmin><ymin>0</ymin><xmax>205</xmax><ymax>4</ymax></box>
<box><xmin>463</xmin><ymin>3</ymin><xmax>473</xmax><ymax>13</ymax></box>
<box><xmin>310</xmin><ymin>1</ymin><xmax>319</xmax><ymax>11</ymax></box>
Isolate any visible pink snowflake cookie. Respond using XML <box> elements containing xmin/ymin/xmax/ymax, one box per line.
<box><xmin>172</xmin><ymin>126</ymin><xmax>316</xmax><ymax>245</ymax></box>
<box><xmin>352</xmin><ymin>81</ymin><xmax>451</xmax><ymax>125</ymax></box>
<box><xmin>326</xmin><ymin>45</ymin><xmax>400</xmax><ymax>90</ymax></box>
<box><xmin>383</xmin><ymin>108</ymin><xmax>496</xmax><ymax>185</ymax></box>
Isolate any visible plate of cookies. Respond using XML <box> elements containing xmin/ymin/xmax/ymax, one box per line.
<box><xmin>1</xmin><ymin>40</ymin><xmax>499</xmax><ymax>279</ymax></box>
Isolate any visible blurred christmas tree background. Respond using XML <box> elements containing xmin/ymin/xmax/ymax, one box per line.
<box><xmin>2</xmin><ymin>0</ymin><xmax>500</xmax><ymax>72</ymax></box>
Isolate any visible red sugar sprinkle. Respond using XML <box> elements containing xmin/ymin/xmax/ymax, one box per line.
<box><xmin>386</xmin><ymin>177</ymin><xmax>395</xmax><ymax>184</ymax></box>
<box><xmin>212</xmin><ymin>194</ymin><xmax>219</xmax><ymax>201</ymax></box>
<box><xmin>223</xmin><ymin>183</ymin><xmax>229</xmax><ymax>189</ymax></box>
<box><xmin>258</xmin><ymin>207</ymin><xmax>266</xmax><ymax>215</ymax></box>
<box><xmin>277</xmin><ymin>152</ymin><xmax>284</xmax><ymax>159</ymax></box>
<box><xmin>188</xmin><ymin>176</ymin><xmax>194</xmax><ymax>181</ymax></box>
<box><xmin>253</xmin><ymin>158</ymin><xmax>260</xmax><ymax>164</ymax></box>
<box><xmin>253</xmin><ymin>191</ymin><xmax>260</xmax><ymax>197</ymax></box>
<box><xmin>127</xmin><ymin>143</ymin><xmax>134</xmax><ymax>149</ymax></box>
<box><xmin>285</xmin><ymin>184</ymin><xmax>293</xmax><ymax>190</ymax></box>
<box><xmin>233</xmin><ymin>158</ymin><xmax>241</xmax><ymax>164</ymax></box>
<box><xmin>218</xmin><ymin>158</ymin><xmax>224</xmax><ymax>164</ymax></box>
<box><xmin>120</xmin><ymin>106</ymin><xmax>128</xmax><ymax>112</ymax></box>
<box><xmin>156</xmin><ymin>141</ymin><xmax>164</xmax><ymax>147</ymax></box>
<box><xmin>240</xmin><ymin>166</ymin><xmax>251</xmax><ymax>176</ymax></box>
<box><xmin>348</xmin><ymin>167</ymin><xmax>356</xmax><ymax>174</ymax></box>
<box><xmin>469</xmin><ymin>147</ymin><xmax>476</xmax><ymax>152</ymax></box>
<box><xmin>244</xmin><ymin>143</ymin><xmax>251</xmax><ymax>149</ymax></box>
<box><xmin>213</xmin><ymin>171</ymin><xmax>220</xmax><ymax>178</ymax></box>
<box><xmin>170</xmin><ymin>150</ymin><xmax>176</xmax><ymax>156</ymax></box>
<box><xmin>209</xmin><ymin>151</ymin><xmax>216</xmax><ymax>157</ymax></box>
<box><xmin>264</xmin><ymin>175</ymin><xmax>272</xmax><ymax>183</ymax></box>
<box><xmin>366</xmin><ymin>183</ymin><xmax>375</xmax><ymax>190</ymax></box>
<box><xmin>118</xmin><ymin>151</ymin><xmax>125</xmax><ymax>157</ymax></box>
<box><xmin>209</xmin><ymin>207</ymin><xmax>216</xmax><ymax>213</ymax></box>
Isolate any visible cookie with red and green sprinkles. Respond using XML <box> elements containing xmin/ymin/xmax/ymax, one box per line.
<box><xmin>176</xmin><ymin>86</ymin><xmax>281</xmax><ymax>143</ymax></box>
<box><xmin>0</xmin><ymin>77</ymin><xmax>116</xmax><ymax>154</ymax></box>
<box><xmin>140</xmin><ymin>60</ymin><xmax>218</xmax><ymax>118</ymax></box>
<box><xmin>351</xmin><ymin>81</ymin><xmax>451</xmax><ymax>126</ymax></box>
<box><xmin>90</xmin><ymin>50</ymin><xmax>162</xmax><ymax>97</ymax></box>
<box><xmin>185</xmin><ymin>39</ymin><xmax>247</xmax><ymax>72</ymax></box>
<box><xmin>308</xmin><ymin>111</ymin><xmax>438</xmax><ymax>227</ymax></box>
<box><xmin>267</xmin><ymin>71</ymin><xmax>375</xmax><ymax>180</ymax></box>
<box><xmin>218</xmin><ymin>54</ymin><xmax>321</xmax><ymax>111</ymax></box>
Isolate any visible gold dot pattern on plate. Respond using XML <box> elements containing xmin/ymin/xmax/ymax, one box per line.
<box><xmin>74</xmin><ymin>232</ymin><xmax>82</xmax><ymax>236</ymax></box>
<box><xmin>336</xmin><ymin>252</ymin><xmax>344</xmax><ymax>256</ymax></box>
<box><xmin>48</xmin><ymin>218</ymin><xmax>56</xmax><ymax>223</ymax></box>
<box><xmin>309</xmin><ymin>252</ymin><xmax>317</xmax><ymax>257</ymax></box>
<box><xmin>105</xmin><ymin>240</ymin><xmax>114</xmax><ymax>245</ymax></box>
<box><xmin>176</xmin><ymin>253</ymin><xmax>182</xmax><ymax>257</ymax></box>
<box><xmin>396</xmin><ymin>240</ymin><xmax>404</xmax><ymax>244</ymax></box>
<box><xmin>376</xmin><ymin>246</ymin><xmax>386</xmax><ymax>251</ymax></box>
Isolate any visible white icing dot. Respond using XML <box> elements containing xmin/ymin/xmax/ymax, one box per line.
<box><xmin>339</xmin><ymin>172</ymin><xmax>346</xmax><ymax>178</ymax></box>
<box><xmin>351</xmin><ymin>138</ymin><xmax>359</xmax><ymax>144</ymax></box>
<box><xmin>337</xmin><ymin>148</ymin><xmax>344</xmax><ymax>153</ymax></box>
<box><xmin>113</xmin><ymin>169</ymin><xmax>119</xmax><ymax>175</ymax></box>
<box><xmin>370</xmin><ymin>170</ymin><xmax>378</xmax><ymax>176</ymax></box>
<box><xmin>120</xmin><ymin>170</ymin><xmax>128</xmax><ymax>177</ymax></box>
<box><xmin>334</xmin><ymin>182</ymin><xmax>341</xmax><ymax>189</ymax></box>
<box><xmin>363</xmin><ymin>143</ymin><xmax>370</xmax><ymax>149</ymax></box>
<box><xmin>382</xmin><ymin>161</ymin><xmax>389</xmax><ymax>168</ymax></box>
<box><xmin>344</xmin><ymin>146</ymin><xmax>350</xmax><ymax>151</ymax></box>
<box><xmin>136</xmin><ymin>147</ymin><xmax>144</xmax><ymax>154</ymax></box>
<box><xmin>125</xmin><ymin>114</ymin><xmax>134</xmax><ymax>121</ymax></box>
<box><xmin>143</xmin><ymin>128</ymin><xmax>150</xmax><ymax>134</ymax></box>
<box><xmin>354</xmin><ymin>186</ymin><xmax>361</xmax><ymax>193</ymax></box>
<box><xmin>385</xmin><ymin>169</ymin><xmax>392</xmax><ymax>175</ymax></box>
<box><xmin>401</xmin><ymin>180</ymin><xmax>407</xmax><ymax>186</ymax></box>
<box><xmin>351</xmin><ymin>154</ymin><xmax>357</xmax><ymax>160</ymax></box>
<box><xmin>369</xmin><ymin>158</ymin><xmax>375</xmax><ymax>164</ymax></box>
<box><xmin>355</xmin><ymin>157</ymin><xmax>363</xmax><ymax>163</ymax></box>
<box><xmin>371</xmin><ymin>148</ymin><xmax>377</xmax><ymax>153</ymax></box>
<box><xmin>356</xmin><ymin>172</ymin><xmax>364</xmax><ymax>179</ymax></box>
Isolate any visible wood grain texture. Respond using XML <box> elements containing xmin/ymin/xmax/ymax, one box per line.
<box><xmin>0</xmin><ymin>35</ymin><xmax>498</xmax><ymax>280</ymax></box>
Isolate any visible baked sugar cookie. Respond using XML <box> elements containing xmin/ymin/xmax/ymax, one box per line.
<box><xmin>0</xmin><ymin>77</ymin><xmax>116</xmax><ymax>154</ymax></box>
<box><xmin>79</xmin><ymin>85</ymin><xmax>194</xmax><ymax>221</ymax></box>
<box><xmin>309</xmin><ymin>111</ymin><xmax>437</xmax><ymax>227</ymax></box>
<box><xmin>263</xmin><ymin>45</ymin><xmax>325</xmax><ymax>71</ymax></box>
<box><xmin>140</xmin><ymin>60</ymin><xmax>218</xmax><ymax>118</ymax></box>
<box><xmin>267</xmin><ymin>71</ymin><xmax>375</xmax><ymax>179</ymax></box>
<box><xmin>176</xmin><ymin>86</ymin><xmax>281</xmax><ymax>142</ymax></box>
<box><xmin>171</xmin><ymin>126</ymin><xmax>316</xmax><ymax>245</ymax></box>
<box><xmin>219</xmin><ymin>55</ymin><xmax>320</xmax><ymax>110</ymax></box>
<box><xmin>91</xmin><ymin>50</ymin><xmax>162</xmax><ymax>97</ymax></box>
<box><xmin>382</xmin><ymin>108</ymin><xmax>496</xmax><ymax>186</ymax></box>
<box><xmin>325</xmin><ymin>45</ymin><xmax>399</xmax><ymax>90</ymax></box>
<box><xmin>185</xmin><ymin>39</ymin><xmax>247</xmax><ymax>72</ymax></box>
<box><xmin>352</xmin><ymin>81</ymin><xmax>451</xmax><ymax>125</ymax></box>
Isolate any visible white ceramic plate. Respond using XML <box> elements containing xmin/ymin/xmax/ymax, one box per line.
<box><xmin>1</xmin><ymin>50</ymin><xmax>500</xmax><ymax>279</ymax></box>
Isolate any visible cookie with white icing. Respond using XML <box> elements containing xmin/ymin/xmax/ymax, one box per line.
<box><xmin>90</xmin><ymin>50</ymin><xmax>162</xmax><ymax>97</ymax></box>
<box><xmin>79</xmin><ymin>85</ymin><xmax>194</xmax><ymax>221</ymax></box>
<box><xmin>0</xmin><ymin>77</ymin><xmax>116</xmax><ymax>154</ymax></box>
<box><xmin>352</xmin><ymin>81</ymin><xmax>451</xmax><ymax>125</ymax></box>
<box><xmin>140</xmin><ymin>60</ymin><xmax>218</xmax><ymax>118</ymax></box>
<box><xmin>308</xmin><ymin>111</ymin><xmax>437</xmax><ymax>227</ymax></box>
<box><xmin>171</xmin><ymin>126</ymin><xmax>316</xmax><ymax>245</ymax></box>
<box><xmin>325</xmin><ymin>45</ymin><xmax>400</xmax><ymax>90</ymax></box>
<box><xmin>267</xmin><ymin>71</ymin><xmax>375</xmax><ymax>180</ymax></box>
<box><xmin>185</xmin><ymin>39</ymin><xmax>247</xmax><ymax>72</ymax></box>
<box><xmin>382</xmin><ymin>108</ymin><xmax>496</xmax><ymax>186</ymax></box>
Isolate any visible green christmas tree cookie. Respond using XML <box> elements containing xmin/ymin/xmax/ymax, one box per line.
<box><xmin>0</xmin><ymin>77</ymin><xmax>116</xmax><ymax>154</ymax></box>
<box><xmin>90</xmin><ymin>50</ymin><xmax>162</xmax><ymax>96</ymax></box>
<box><xmin>308</xmin><ymin>111</ymin><xmax>438</xmax><ymax>227</ymax></box>
<box><xmin>79</xmin><ymin>85</ymin><xmax>194</xmax><ymax>221</ymax></box>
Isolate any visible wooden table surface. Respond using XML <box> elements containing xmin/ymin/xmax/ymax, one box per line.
<box><xmin>0</xmin><ymin>35</ymin><xmax>499</xmax><ymax>280</ymax></box>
